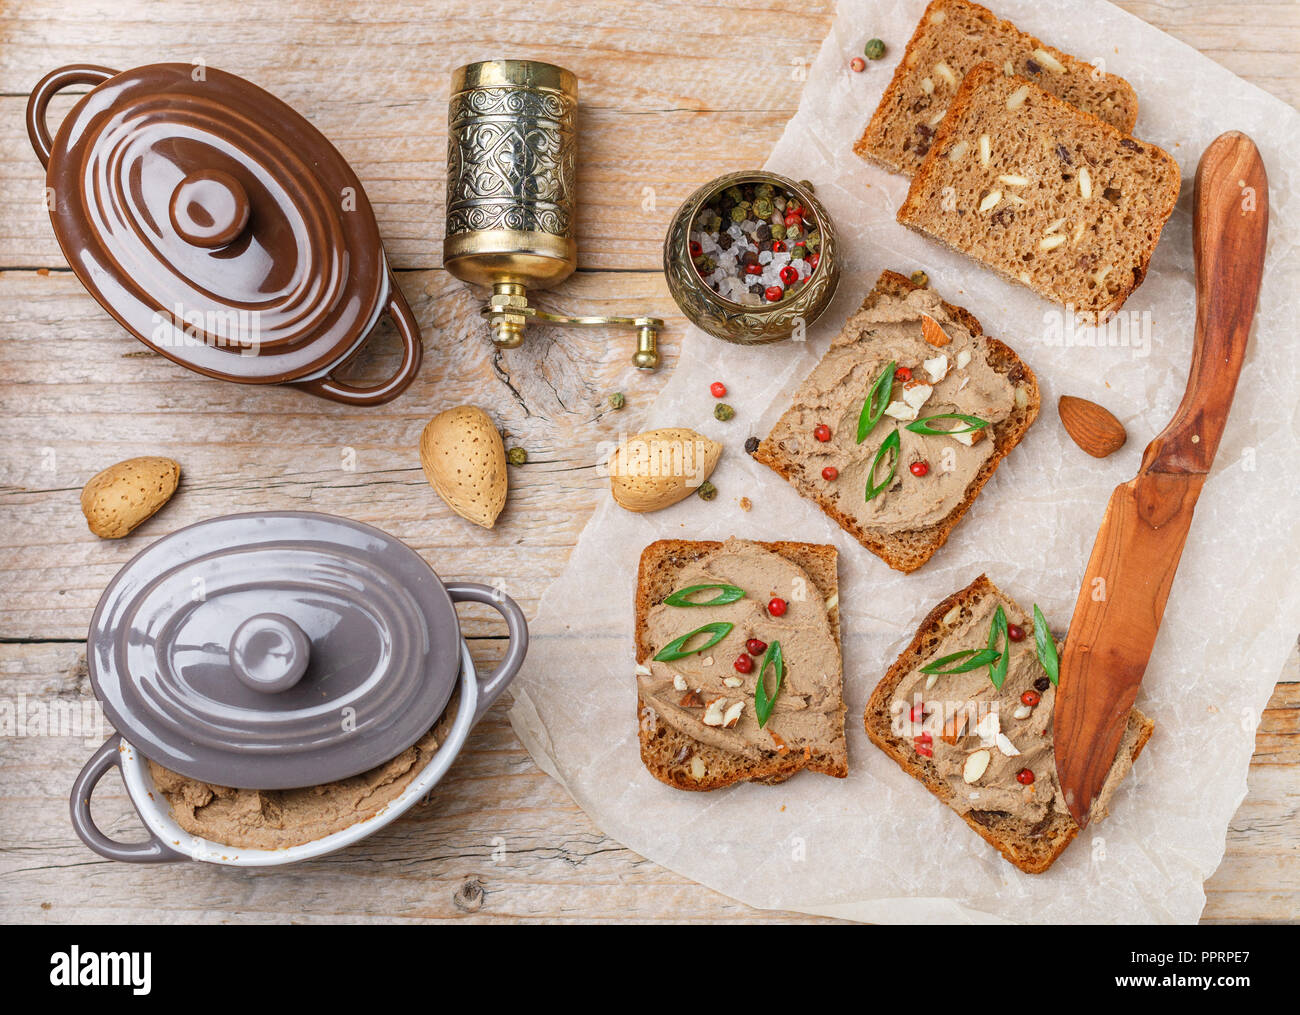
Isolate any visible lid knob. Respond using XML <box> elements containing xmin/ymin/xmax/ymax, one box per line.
<box><xmin>169</xmin><ymin>169</ymin><xmax>251</xmax><ymax>248</ymax></box>
<box><xmin>229</xmin><ymin>613</ymin><xmax>310</xmax><ymax>694</ymax></box>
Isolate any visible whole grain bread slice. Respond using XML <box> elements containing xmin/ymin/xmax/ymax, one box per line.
<box><xmin>753</xmin><ymin>270</ymin><xmax>1040</xmax><ymax>573</ymax></box>
<box><xmin>635</xmin><ymin>539</ymin><xmax>845</xmax><ymax>790</ymax></box>
<box><xmin>856</xmin><ymin>0</ymin><xmax>1138</xmax><ymax>177</ymax></box>
<box><xmin>864</xmin><ymin>574</ymin><xmax>1154</xmax><ymax>874</ymax></box>
<box><xmin>897</xmin><ymin>62</ymin><xmax>1181</xmax><ymax>322</ymax></box>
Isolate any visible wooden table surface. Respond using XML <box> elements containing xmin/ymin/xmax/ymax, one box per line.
<box><xmin>1</xmin><ymin>0</ymin><xmax>1295</xmax><ymax>924</ymax></box>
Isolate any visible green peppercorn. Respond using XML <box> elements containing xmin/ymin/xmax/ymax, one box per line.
<box><xmin>752</xmin><ymin>197</ymin><xmax>774</xmax><ymax>219</ymax></box>
<box><xmin>789</xmin><ymin>245</ymin><xmax>805</xmax><ymax>261</ymax></box>
<box><xmin>806</xmin><ymin>230</ymin><xmax>821</xmax><ymax>251</ymax></box>
<box><xmin>864</xmin><ymin>38</ymin><xmax>886</xmax><ymax>60</ymax></box>
<box><xmin>909</xmin><ymin>269</ymin><xmax>929</xmax><ymax>288</ymax></box>
<box><xmin>771</xmin><ymin>222</ymin><xmax>787</xmax><ymax>241</ymax></box>
<box><xmin>785</xmin><ymin>222</ymin><xmax>802</xmax><ymax>240</ymax></box>
<box><xmin>798</xmin><ymin>179</ymin><xmax>815</xmax><ymax>193</ymax></box>
<box><xmin>729</xmin><ymin>205</ymin><xmax>748</xmax><ymax>223</ymax></box>
<box><xmin>725</xmin><ymin>186</ymin><xmax>744</xmax><ymax>204</ymax></box>
<box><xmin>714</xmin><ymin>402</ymin><xmax>735</xmax><ymax>422</ymax></box>
<box><xmin>697</xmin><ymin>480</ymin><xmax>717</xmax><ymax>501</ymax></box>
<box><xmin>608</xmin><ymin>392</ymin><xmax>625</xmax><ymax>411</ymax></box>
<box><xmin>756</xmin><ymin>182</ymin><xmax>775</xmax><ymax>198</ymax></box>
<box><xmin>507</xmin><ymin>447</ymin><xmax>527</xmax><ymax>466</ymax></box>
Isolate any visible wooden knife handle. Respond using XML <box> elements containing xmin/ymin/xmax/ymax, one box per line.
<box><xmin>1142</xmin><ymin>132</ymin><xmax>1268</xmax><ymax>476</ymax></box>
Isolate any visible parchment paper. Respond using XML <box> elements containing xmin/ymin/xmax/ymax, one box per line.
<box><xmin>509</xmin><ymin>0</ymin><xmax>1300</xmax><ymax>923</ymax></box>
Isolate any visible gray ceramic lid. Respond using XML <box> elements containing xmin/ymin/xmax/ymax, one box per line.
<box><xmin>87</xmin><ymin>511</ymin><xmax>461</xmax><ymax>790</ymax></box>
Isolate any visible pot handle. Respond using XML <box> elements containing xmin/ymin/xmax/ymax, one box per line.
<box><xmin>295</xmin><ymin>273</ymin><xmax>424</xmax><ymax>407</ymax></box>
<box><xmin>70</xmin><ymin>735</ymin><xmax>186</xmax><ymax>863</ymax></box>
<box><xmin>28</xmin><ymin>65</ymin><xmax>119</xmax><ymax>169</ymax></box>
<box><xmin>445</xmin><ymin>582</ymin><xmax>530</xmax><ymax>724</ymax></box>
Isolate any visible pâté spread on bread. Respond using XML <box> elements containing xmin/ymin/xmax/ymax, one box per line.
<box><xmin>636</xmin><ymin>538</ymin><xmax>847</xmax><ymax>789</ymax></box>
<box><xmin>865</xmin><ymin>575</ymin><xmax>1153</xmax><ymax>873</ymax></box>
<box><xmin>755</xmin><ymin>272</ymin><xmax>1038</xmax><ymax>572</ymax></box>
<box><xmin>765</xmin><ymin>286</ymin><xmax>1013</xmax><ymax>529</ymax></box>
<box><xmin>892</xmin><ymin>596</ymin><xmax>1143</xmax><ymax>825</ymax></box>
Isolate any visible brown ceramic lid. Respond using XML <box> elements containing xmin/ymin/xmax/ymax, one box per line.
<box><xmin>28</xmin><ymin>64</ymin><xmax>422</xmax><ymax>401</ymax></box>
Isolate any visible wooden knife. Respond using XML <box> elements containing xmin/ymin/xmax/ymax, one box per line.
<box><xmin>1053</xmin><ymin>131</ymin><xmax>1269</xmax><ymax>828</ymax></box>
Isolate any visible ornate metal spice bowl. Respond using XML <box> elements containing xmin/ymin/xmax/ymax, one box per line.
<box><xmin>663</xmin><ymin>171</ymin><xmax>840</xmax><ymax>345</ymax></box>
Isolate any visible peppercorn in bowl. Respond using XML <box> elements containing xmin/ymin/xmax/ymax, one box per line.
<box><xmin>664</xmin><ymin>171</ymin><xmax>840</xmax><ymax>345</ymax></box>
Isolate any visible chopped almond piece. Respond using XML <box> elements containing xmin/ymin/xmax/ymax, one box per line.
<box><xmin>920</xmin><ymin>313</ymin><xmax>951</xmax><ymax>347</ymax></box>
<box><xmin>942</xmin><ymin>708</ymin><xmax>969</xmax><ymax>745</ymax></box>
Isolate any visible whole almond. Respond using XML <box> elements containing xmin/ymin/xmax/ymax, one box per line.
<box><xmin>420</xmin><ymin>406</ymin><xmax>508</xmax><ymax>529</ymax></box>
<box><xmin>80</xmin><ymin>457</ymin><xmax>181</xmax><ymax>539</ymax></box>
<box><xmin>1058</xmin><ymin>395</ymin><xmax>1127</xmax><ymax>458</ymax></box>
<box><xmin>609</xmin><ymin>427</ymin><xmax>721</xmax><ymax>512</ymax></box>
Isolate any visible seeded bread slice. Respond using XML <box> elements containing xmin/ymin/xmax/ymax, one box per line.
<box><xmin>855</xmin><ymin>0</ymin><xmax>1138</xmax><ymax>177</ymax></box>
<box><xmin>897</xmin><ymin>63</ymin><xmax>1181</xmax><ymax>322</ymax></box>
<box><xmin>635</xmin><ymin>539</ymin><xmax>845</xmax><ymax>790</ymax></box>
<box><xmin>864</xmin><ymin>574</ymin><xmax>1154</xmax><ymax>874</ymax></box>
<box><xmin>753</xmin><ymin>270</ymin><xmax>1040</xmax><ymax>574</ymax></box>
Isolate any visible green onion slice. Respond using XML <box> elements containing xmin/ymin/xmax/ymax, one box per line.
<box><xmin>919</xmin><ymin>647</ymin><xmax>1001</xmax><ymax>675</ymax></box>
<box><xmin>1034</xmin><ymin>604</ymin><xmax>1059</xmax><ymax>686</ymax></box>
<box><xmin>754</xmin><ymin>640</ymin><xmax>784</xmax><ymax>728</ymax></box>
<box><xmin>987</xmin><ymin>604</ymin><xmax>1009</xmax><ymax>689</ymax></box>
<box><xmin>857</xmin><ymin>361</ymin><xmax>897</xmax><ymax>443</ymax></box>
<box><xmin>864</xmin><ymin>429</ymin><xmax>902</xmax><ymax>502</ymax></box>
<box><xmin>653</xmin><ymin>622</ymin><xmax>734</xmax><ymax>662</ymax></box>
<box><xmin>905</xmin><ymin>413</ymin><xmax>990</xmax><ymax>436</ymax></box>
<box><xmin>663</xmin><ymin>583</ymin><xmax>745</xmax><ymax>608</ymax></box>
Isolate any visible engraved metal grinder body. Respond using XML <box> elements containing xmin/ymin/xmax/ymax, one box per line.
<box><xmin>443</xmin><ymin>60</ymin><xmax>662</xmax><ymax>370</ymax></box>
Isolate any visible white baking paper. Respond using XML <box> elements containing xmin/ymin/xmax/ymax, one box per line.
<box><xmin>508</xmin><ymin>0</ymin><xmax>1300</xmax><ymax>923</ymax></box>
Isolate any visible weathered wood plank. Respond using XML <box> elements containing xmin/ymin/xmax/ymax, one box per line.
<box><xmin>0</xmin><ymin>268</ymin><xmax>686</xmax><ymax>639</ymax></box>
<box><xmin>0</xmin><ymin>0</ymin><xmax>835</xmax><ymax>270</ymax></box>
<box><xmin>1</xmin><ymin>100</ymin><xmax>799</xmax><ymax>271</ymax></box>
<box><xmin>1113</xmin><ymin>1</ymin><xmax>1300</xmax><ymax>109</ymax></box>
<box><xmin>2</xmin><ymin>1</ymin><xmax>1293</xmax><ymax>270</ymax></box>
<box><xmin>1</xmin><ymin>644</ymin><xmax>1295</xmax><ymax>923</ymax></box>
<box><xmin>0</xmin><ymin>642</ymin><xmax>836</xmax><ymax>923</ymax></box>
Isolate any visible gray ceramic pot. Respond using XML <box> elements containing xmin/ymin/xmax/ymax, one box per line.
<box><xmin>69</xmin><ymin>511</ymin><xmax>528</xmax><ymax>865</ymax></box>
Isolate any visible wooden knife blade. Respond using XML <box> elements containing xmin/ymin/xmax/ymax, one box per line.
<box><xmin>1053</xmin><ymin>132</ymin><xmax>1269</xmax><ymax>828</ymax></box>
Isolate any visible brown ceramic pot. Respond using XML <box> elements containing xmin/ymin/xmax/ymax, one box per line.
<box><xmin>28</xmin><ymin>63</ymin><xmax>423</xmax><ymax>405</ymax></box>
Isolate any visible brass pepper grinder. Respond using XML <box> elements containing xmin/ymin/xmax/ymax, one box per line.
<box><xmin>443</xmin><ymin>60</ymin><xmax>662</xmax><ymax>370</ymax></box>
